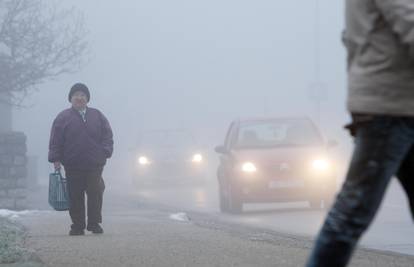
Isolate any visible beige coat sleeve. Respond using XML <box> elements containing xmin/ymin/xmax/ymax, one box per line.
<box><xmin>376</xmin><ymin>0</ymin><xmax>414</xmax><ymax>43</ymax></box>
<box><xmin>376</xmin><ymin>0</ymin><xmax>414</xmax><ymax>56</ymax></box>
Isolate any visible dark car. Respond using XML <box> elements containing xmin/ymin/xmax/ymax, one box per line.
<box><xmin>215</xmin><ymin>117</ymin><xmax>338</xmax><ymax>213</ymax></box>
<box><xmin>132</xmin><ymin>129</ymin><xmax>208</xmax><ymax>186</ymax></box>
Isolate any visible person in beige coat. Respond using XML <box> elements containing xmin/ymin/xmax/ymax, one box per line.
<box><xmin>306</xmin><ymin>1</ymin><xmax>414</xmax><ymax>266</ymax></box>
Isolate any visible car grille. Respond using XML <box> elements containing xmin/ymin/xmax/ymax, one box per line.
<box><xmin>261</xmin><ymin>162</ymin><xmax>306</xmax><ymax>179</ymax></box>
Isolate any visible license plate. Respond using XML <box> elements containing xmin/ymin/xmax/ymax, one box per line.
<box><xmin>269</xmin><ymin>179</ymin><xmax>304</xmax><ymax>188</ymax></box>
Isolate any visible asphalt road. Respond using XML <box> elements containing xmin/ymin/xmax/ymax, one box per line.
<box><xmin>129</xmin><ymin>178</ymin><xmax>414</xmax><ymax>256</ymax></box>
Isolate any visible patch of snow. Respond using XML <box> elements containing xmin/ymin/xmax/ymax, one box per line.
<box><xmin>0</xmin><ymin>209</ymin><xmax>39</xmax><ymax>219</ymax></box>
<box><xmin>169</xmin><ymin>212</ymin><xmax>191</xmax><ymax>222</ymax></box>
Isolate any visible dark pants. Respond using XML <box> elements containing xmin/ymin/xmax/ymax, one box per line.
<box><xmin>306</xmin><ymin>116</ymin><xmax>414</xmax><ymax>267</ymax></box>
<box><xmin>65</xmin><ymin>168</ymin><xmax>105</xmax><ymax>230</ymax></box>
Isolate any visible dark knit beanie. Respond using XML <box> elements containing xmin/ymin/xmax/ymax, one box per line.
<box><xmin>68</xmin><ymin>83</ymin><xmax>90</xmax><ymax>102</ymax></box>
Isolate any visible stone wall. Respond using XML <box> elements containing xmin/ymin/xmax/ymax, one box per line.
<box><xmin>0</xmin><ymin>132</ymin><xmax>27</xmax><ymax>210</ymax></box>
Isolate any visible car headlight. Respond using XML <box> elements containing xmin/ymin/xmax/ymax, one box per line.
<box><xmin>311</xmin><ymin>158</ymin><xmax>331</xmax><ymax>172</ymax></box>
<box><xmin>241</xmin><ymin>162</ymin><xmax>257</xmax><ymax>173</ymax></box>
<box><xmin>192</xmin><ymin>153</ymin><xmax>203</xmax><ymax>163</ymax></box>
<box><xmin>138</xmin><ymin>156</ymin><xmax>150</xmax><ymax>165</ymax></box>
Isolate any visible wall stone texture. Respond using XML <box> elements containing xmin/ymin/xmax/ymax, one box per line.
<box><xmin>0</xmin><ymin>132</ymin><xmax>27</xmax><ymax>210</ymax></box>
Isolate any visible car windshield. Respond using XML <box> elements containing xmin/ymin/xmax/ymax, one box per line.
<box><xmin>235</xmin><ymin>119</ymin><xmax>323</xmax><ymax>148</ymax></box>
<box><xmin>139</xmin><ymin>131</ymin><xmax>195</xmax><ymax>148</ymax></box>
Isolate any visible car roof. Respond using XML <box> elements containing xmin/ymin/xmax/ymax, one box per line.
<box><xmin>140</xmin><ymin>129</ymin><xmax>192</xmax><ymax>134</ymax></box>
<box><xmin>138</xmin><ymin>129</ymin><xmax>196</xmax><ymax>141</ymax></box>
<box><xmin>235</xmin><ymin>116</ymin><xmax>315</xmax><ymax>124</ymax></box>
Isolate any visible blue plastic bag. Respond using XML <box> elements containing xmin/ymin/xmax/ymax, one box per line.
<box><xmin>48</xmin><ymin>170</ymin><xmax>70</xmax><ymax>211</ymax></box>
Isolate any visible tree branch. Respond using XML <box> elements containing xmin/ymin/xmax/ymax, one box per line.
<box><xmin>0</xmin><ymin>0</ymin><xmax>88</xmax><ymax>105</ymax></box>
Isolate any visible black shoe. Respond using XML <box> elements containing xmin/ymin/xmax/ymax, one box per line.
<box><xmin>87</xmin><ymin>223</ymin><xmax>104</xmax><ymax>234</ymax></box>
<box><xmin>69</xmin><ymin>229</ymin><xmax>85</xmax><ymax>236</ymax></box>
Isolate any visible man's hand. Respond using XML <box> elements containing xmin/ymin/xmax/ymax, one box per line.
<box><xmin>54</xmin><ymin>162</ymin><xmax>62</xmax><ymax>171</ymax></box>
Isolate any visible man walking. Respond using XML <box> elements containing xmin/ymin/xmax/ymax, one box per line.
<box><xmin>48</xmin><ymin>83</ymin><xmax>114</xmax><ymax>236</ymax></box>
<box><xmin>306</xmin><ymin>1</ymin><xmax>414</xmax><ymax>266</ymax></box>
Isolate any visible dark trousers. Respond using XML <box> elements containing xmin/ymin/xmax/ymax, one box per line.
<box><xmin>65</xmin><ymin>168</ymin><xmax>105</xmax><ymax>230</ymax></box>
<box><xmin>306</xmin><ymin>116</ymin><xmax>414</xmax><ymax>267</ymax></box>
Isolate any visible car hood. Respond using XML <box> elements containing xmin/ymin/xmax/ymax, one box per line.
<box><xmin>231</xmin><ymin>146</ymin><xmax>328</xmax><ymax>165</ymax></box>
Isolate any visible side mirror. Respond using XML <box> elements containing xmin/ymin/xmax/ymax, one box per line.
<box><xmin>215</xmin><ymin>145</ymin><xmax>228</xmax><ymax>154</ymax></box>
<box><xmin>327</xmin><ymin>139</ymin><xmax>338</xmax><ymax>148</ymax></box>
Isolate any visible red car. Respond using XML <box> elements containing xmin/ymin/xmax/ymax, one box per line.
<box><xmin>215</xmin><ymin>117</ymin><xmax>338</xmax><ymax>213</ymax></box>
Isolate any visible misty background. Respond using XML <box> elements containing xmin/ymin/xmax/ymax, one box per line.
<box><xmin>12</xmin><ymin>0</ymin><xmax>349</xmax><ymax>186</ymax></box>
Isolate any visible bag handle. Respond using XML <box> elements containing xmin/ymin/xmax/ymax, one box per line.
<box><xmin>55</xmin><ymin>169</ymin><xmax>70</xmax><ymax>200</ymax></box>
<box><xmin>54</xmin><ymin>169</ymin><xmax>67</xmax><ymax>182</ymax></box>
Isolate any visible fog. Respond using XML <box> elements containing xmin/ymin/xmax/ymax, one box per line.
<box><xmin>9</xmin><ymin>0</ymin><xmax>414</xmax><ymax>258</ymax></box>
<box><xmin>13</xmin><ymin>0</ymin><xmax>350</xmax><ymax>186</ymax></box>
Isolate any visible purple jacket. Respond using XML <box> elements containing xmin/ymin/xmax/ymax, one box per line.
<box><xmin>48</xmin><ymin>107</ymin><xmax>114</xmax><ymax>170</ymax></box>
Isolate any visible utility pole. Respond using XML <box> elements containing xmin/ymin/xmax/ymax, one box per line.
<box><xmin>263</xmin><ymin>96</ymin><xmax>269</xmax><ymax>116</ymax></box>
<box><xmin>308</xmin><ymin>0</ymin><xmax>327</xmax><ymax>128</ymax></box>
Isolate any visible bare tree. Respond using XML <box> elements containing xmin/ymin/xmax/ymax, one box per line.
<box><xmin>0</xmin><ymin>0</ymin><xmax>88</xmax><ymax>106</ymax></box>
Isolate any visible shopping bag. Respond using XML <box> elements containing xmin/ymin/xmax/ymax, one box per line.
<box><xmin>48</xmin><ymin>170</ymin><xmax>70</xmax><ymax>211</ymax></box>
